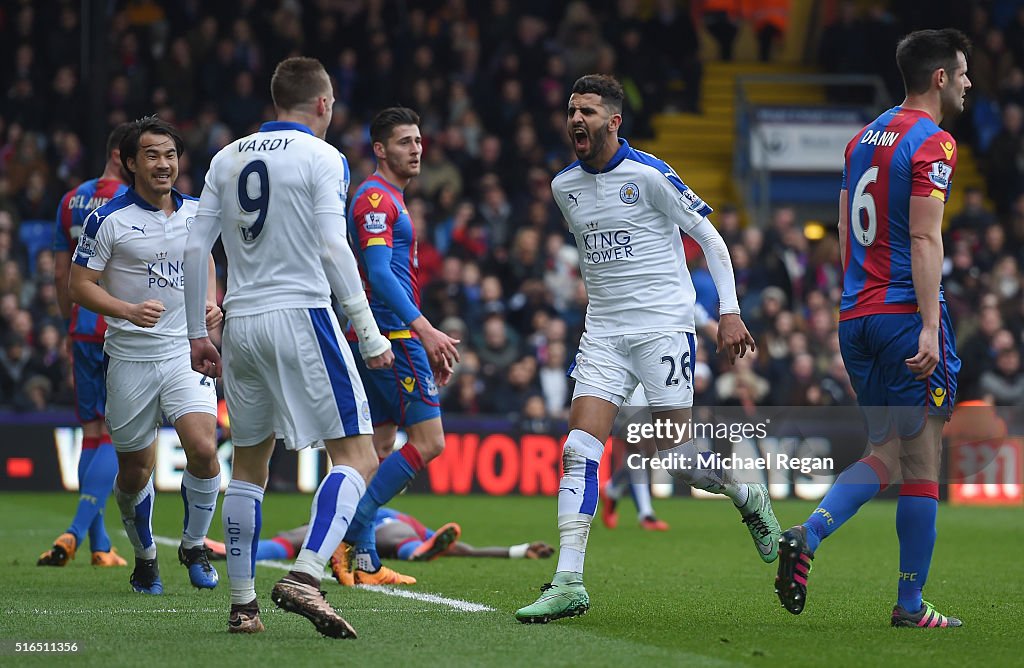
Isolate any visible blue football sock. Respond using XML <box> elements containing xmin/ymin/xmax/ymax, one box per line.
<box><xmin>896</xmin><ymin>495</ymin><xmax>937</xmax><ymax>613</ymax></box>
<box><xmin>396</xmin><ymin>540</ymin><xmax>423</xmax><ymax>561</ymax></box>
<box><xmin>66</xmin><ymin>442</ymin><xmax>97</xmax><ymax>543</ymax></box>
<box><xmin>70</xmin><ymin>441</ymin><xmax>118</xmax><ymax>552</ymax></box>
<box><xmin>344</xmin><ymin>447</ymin><xmax>421</xmax><ymax>570</ymax></box>
<box><xmin>804</xmin><ymin>461</ymin><xmax>881</xmax><ymax>553</ymax></box>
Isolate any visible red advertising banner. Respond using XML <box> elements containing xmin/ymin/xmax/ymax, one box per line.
<box><xmin>948</xmin><ymin>437</ymin><xmax>1024</xmax><ymax>506</ymax></box>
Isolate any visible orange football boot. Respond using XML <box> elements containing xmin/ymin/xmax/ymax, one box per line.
<box><xmin>37</xmin><ymin>532</ymin><xmax>77</xmax><ymax>566</ymax></box>
<box><xmin>92</xmin><ymin>546</ymin><xmax>128</xmax><ymax>566</ymax></box>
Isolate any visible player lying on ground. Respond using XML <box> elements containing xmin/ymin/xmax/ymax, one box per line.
<box><xmin>203</xmin><ymin>507</ymin><xmax>553</xmax><ymax>570</ymax></box>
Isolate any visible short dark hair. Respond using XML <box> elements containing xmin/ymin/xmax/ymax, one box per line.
<box><xmin>370</xmin><ymin>107</ymin><xmax>421</xmax><ymax>146</ymax></box>
<box><xmin>571</xmin><ymin>74</ymin><xmax>624</xmax><ymax>114</ymax></box>
<box><xmin>271</xmin><ymin>57</ymin><xmax>331</xmax><ymax>110</ymax></box>
<box><xmin>119</xmin><ymin>115</ymin><xmax>184</xmax><ymax>185</ymax></box>
<box><xmin>896</xmin><ymin>29</ymin><xmax>971</xmax><ymax>96</ymax></box>
<box><xmin>106</xmin><ymin>122</ymin><xmax>133</xmax><ymax>158</ymax></box>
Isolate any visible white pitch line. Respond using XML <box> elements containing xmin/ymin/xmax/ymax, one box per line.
<box><xmin>356</xmin><ymin>585</ymin><xmax>494</xmax><ymax>612</ymax></box>
<box><xmin>151</xmin><ymin>535</ymin><xmax>495</xmax><ymax>613</ymax></box>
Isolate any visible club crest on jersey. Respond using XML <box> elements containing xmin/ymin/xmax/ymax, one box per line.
<box><xmin>928</xmin><ymin>161</ymin><xmax>951</xmax><ymax>190</ymax></box>
<box><xmin>361</xmin><ymin>401</ymin><xmax>371</xmax><ymax>422</ymax></box>
<box><xmin>76</xmin><ymin>235</ymin><xmax>97</xmax><ymax>258</ymax></box>
<box><xmin>425</xmin><ymin>377</ymin><xmax>438</xmax><ymax>397</ymax></box>
<box><xmin>363</xmin><ymin>212</ymin><xmax>387</xmax><ymax>234</ymax></box>
<box><xmin>185</xmin><ymin>217</ymin><xmax>194</xmax><ymax>231</ymax></box>
<box><xmin>367</xmin><ymin>191</ymin><xmax>384</xmax><ymax>208</ymax></box>
<box><xmin>619</xmin><ymin>182</ymin><xmax>639</xmax><ymax>205</ymax></box>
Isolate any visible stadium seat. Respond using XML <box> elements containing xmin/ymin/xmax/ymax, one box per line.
<box><xmin>19</xmin><ymin>220</ymin><xmax>53</xmax><ymax>274</ymax></box>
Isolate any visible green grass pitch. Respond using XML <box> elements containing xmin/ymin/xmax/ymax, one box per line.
<box><xmin>0</xmin><ymin>492</ymin><xmax>1020</xmax><ymax>667</ymax></box>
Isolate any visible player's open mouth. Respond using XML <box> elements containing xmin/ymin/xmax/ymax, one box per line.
<box><xmin>573</xmin><ymin>127</ymin><xmax>589</xmax><ymax>151</ymax></box>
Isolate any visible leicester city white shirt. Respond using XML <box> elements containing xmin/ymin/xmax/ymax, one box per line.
<box><xmin>192</xmin><ymin>121</ymin><xmax>349</xmax><ymax>324</ymax></box>
<box><xmin>552</xmin><ymin>138</ymin><xmax>713</xmax><ymax>336</ymax></box>
<box><xmin>73</xmin><ymin>189</ymin><xmax>197</xmax><ymax>361</ymax></box>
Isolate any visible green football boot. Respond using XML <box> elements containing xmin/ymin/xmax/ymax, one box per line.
<box><xmin>515</xmin><ymin>582</ymin><xmax>590</xmax><ymax>624</ymax></box>
<box><xmin>738</xmin><ymin>483</ymin><xmax>782</xmax><ymax>563</ymax></box>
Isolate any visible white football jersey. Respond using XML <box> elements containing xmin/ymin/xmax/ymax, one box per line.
<box><xmin>553</xmin><ymin>139</ymin><xmax>712</xmax><ymax>336</ymax></box>
<box><xmin>73</xmin><ymin>189</ymin><xmax>197</xmax><ymax>361</ymax></box>
<box><xmin>196</xmin><ymin>122</ymin><xmax>349</xmax><ymax>319</ymax></box>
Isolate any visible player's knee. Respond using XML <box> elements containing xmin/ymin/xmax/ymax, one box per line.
<box><xmin>413</xmin><ymin>435</ymin><xmax>444</xmax><ymax>462</ymax></box>
<box><xmin>180</xmin><ymin>438</ymin><xmax>220</xmax><ymax>477</ymax></box>
<box><xmin>361</xmin><ymin>455</ymin><xmax>379</xmax><ymax>483</ymax></box>
<box><xmin>117</xmin><ymin>462</ymin><xmax>152</xmax><ymax>493</ymax></box>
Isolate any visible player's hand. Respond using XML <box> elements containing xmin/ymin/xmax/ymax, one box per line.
<box><xmin>205</xmin><ymin>301</ymin><xmax>223</xmax><ymax>330</ymax></box>
<box><xmin>716</xmin><ymin>313</ymin><xmax>755</xmax><ymax>364</ymax></box>
<box><xmin>126</xmin><ymin>299</ymin><xmax>165</xmax><ymax>328</ymax></box>
<box><xmin>526</xmin><ymin>542</ymin><xmax>554</xmax><ymax>559</ymax></box>
<box><xmin>366</xmin><ymin>348</ymin><xmax>394</xmax><ymax>370</ymax></box>
<box><xmin>190</xmin><ymin>337</ymin><xmax>222</xmax><ymax>378</ymax></box>
<box><xmin>906</xmin><ymin>325</ymin><xmax>940</xmax><ymax>380</ymax></box>
<box><xmin>418</xmin><ymin>322</ymin><xmax>461</xmax><ymax>371</ymax></box>
<box><xmin>431</xmin><ymin>354</ymin><xmax>454</xmax><ymax>387</ymax></box>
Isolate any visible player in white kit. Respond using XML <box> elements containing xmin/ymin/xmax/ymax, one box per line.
<box><xmin>69</xmin><ymin>116</ymin><xmax>223</xmax><ymax>596</ymax></box>
<box><xmin>184</xmin><ymin>57</ymin><xmax>393</xmax><ymax>638</ymax></box>
<box><xmin>516</xmin><ymin>75</ymin><xmax>782</xmax><ymax>624</ymax></box>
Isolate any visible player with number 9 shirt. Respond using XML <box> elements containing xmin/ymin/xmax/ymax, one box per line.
<box><xmin>184</xmin><ymin>56</ymin><xmax>393</xmax><ymax>638</ymax></box>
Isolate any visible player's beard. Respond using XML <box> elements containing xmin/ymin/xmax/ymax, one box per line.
<box><xmin>574</xmin><ymin>122</ymin><xmax>609</xmax><ymax>162</ymax></box>
<box><xmin>941</xmin><ymin>87</ymin><xmax>966</xmax><ymax>121</ymax></box>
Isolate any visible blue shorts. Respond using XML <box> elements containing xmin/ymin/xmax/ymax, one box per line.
<box><xmin>839</xmin><ymin>305</ymin><xmax>960</xmax><ymax>444</ymax></box>
<box><xmin>71</xmin><ymin>340</ymin><xmax>106</xmax><ymax>423</ymax></box>
<box><xmin>350</xmin><ymin>337</ymin><xmax>441</xmax><ymax>427</ymax></box>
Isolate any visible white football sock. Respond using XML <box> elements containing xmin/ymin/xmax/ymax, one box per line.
<box><xmin>555</xmin><ymin>429</ymin><xmax>604</xmax><ymax>578</ymax></box>
<box><xmin>292</xmin><ymin>465</ymin><xmax>366</xmax><ymax>580</ymax></box>
<box><xmin>115</xmin><ymin>477</ymin><xmax>156</xmax><ymax>560</ymax></box>
<box><xmin>180</xmin><ymin>470</ymin><xmax>221</xmax><ymax>548</ymax></box>
<box><xmin>223</xmin><ymin>479</ymin><xmax>264</xmax><ymax>605</ymax></box>
<box><xmin>658</xmin><ymin>440</ymin><xmax>748</xmax><ymax>505</ymax></box>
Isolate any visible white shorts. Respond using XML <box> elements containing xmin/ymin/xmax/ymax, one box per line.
<box><xmin>570</xmin><ymin>330</ymin><xmax>697</xmax><ymax>409</ymax></box>
<box><xmin>105</xmin><ymin>351</ymin><xmax>218</xmax><ymax>452</ymax></box>
<box><xmin>222</xmin><ymin>307</ymin><xmax>372</xmax><ymax>450</ymax></box>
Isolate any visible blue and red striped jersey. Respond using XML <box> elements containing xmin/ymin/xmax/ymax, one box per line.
<box><xmin>839</xmin><ymin>107</ymin><xmax>957</xmax><ymax>321</ymax></box>
<box><xmin>54</xmin><ymin>176</ymin><xmax>127</xmax><ymax>341</ymax></box>
<box><xmin>346</xmin><ymin>174</ymin><xmax>421</xmax><ymax>336</ymax></box>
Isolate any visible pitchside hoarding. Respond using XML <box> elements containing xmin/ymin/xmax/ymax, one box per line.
<box><xmin>3</xmin><ymin>406</ymin><xmax>1020</xmax><ymax>504</ymax></box>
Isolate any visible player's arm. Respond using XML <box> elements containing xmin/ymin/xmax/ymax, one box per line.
<box><xmin>205</xmin><ymin>255</ymin><xmax>222</xmax><ymax>335</ymax></box>
<box><xmin>905</xmin><ymin>133</ymin><xmax>956</xmax><ymax>380</ymax></box>
<box><xmin>184</xmin><ymin>175</ymin><xmax>225</xmax><ymax>376</ymax></box>
<box><xmin>53</xmin><ymin>192</ymin><xmax>74</xmax><ymax>324</ymax></box>
<box><xmin>906</xmin><ymin>195</ymin><xmax>944</xmax><ymax>379</ymax></box>
<box><xmin>54</xmin><ymin>250</ymin><xmax>72</xmax><ymax>319</ymax></box>
<box><xmin>446</xmin><ymin>542</ymin><xmax>554</xmax><ymax>559</ymax></box>
<box><xmin>837</xmin><ymin>189</ymin><xmax>848</xmax><ymax>269</ymax></box>
<box><xmin>69</xmin><ymin>214</ymin><xmax>164</xmax><ymax>327</ymax></box>
<box><xmin>649</xmin><ymin>167</ymin><xmax>753</xmax><ymax>362</ymax></box>
<box><xmin>354</xmin><ymin>189</ymin><xmax>459</xmax><ymax>379</ymax></box>
<box><xmin>313</xmin><ymin>159</ymin><xmax>392</xmax><ymax>369</ymax></box>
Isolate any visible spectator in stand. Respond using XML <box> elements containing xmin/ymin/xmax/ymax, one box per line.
<box><xmin>980</xmin><ymin>347</ymin><xmax>1024</xmax><ymax>406</ymax></box>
